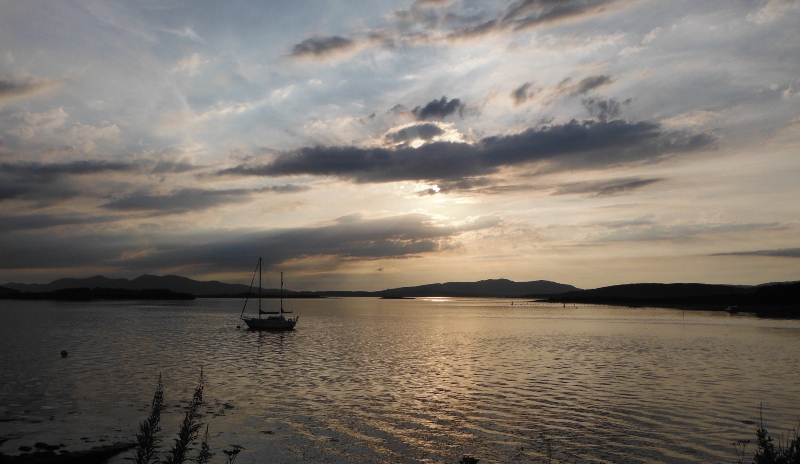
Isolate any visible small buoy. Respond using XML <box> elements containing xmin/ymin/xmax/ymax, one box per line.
<box><xmin>61</xmin><ymin>350</ymin><xmax>68</xmax><ymax>358</ymax></box>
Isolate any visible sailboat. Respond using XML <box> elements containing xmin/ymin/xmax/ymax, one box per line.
<box><xmin>240</xmin><ymin>258</ymin><xmax>298</xmax><ymax>330</ymax></box>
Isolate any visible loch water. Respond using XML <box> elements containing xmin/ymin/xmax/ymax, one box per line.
<box><xmin>1</xmin><ymin>298</ymin><xmax>799</xmax><ymax>463</ymax></box>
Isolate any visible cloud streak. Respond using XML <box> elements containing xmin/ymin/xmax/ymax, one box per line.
<box><xmin>0</xmin><ymin>75</ymin><xmax>64</xmax><ymax>104</ymax></box>
<box><xmin>384</xmin><ymin>123</ymin><xmax>445</xmax><ymax>145</ymax></box>
<box><xmin>138</xmin><ymin>213</ymin><xmax>501</xmax><ymax>269</ymax></box>
<box><xmin>582</xmin><ymin>96</ymin><xmax>628</xmax><ymax>122</ymax></box>
<box><xmin>511</xmin><ymin>82</ymin><xmax>539</xmax><ymax>106</ymax></box>
<box><xmin>287</xmin><ymin>0</ymin><xmax>629</xmax><ymax>60</ymax></box>
<box><xmin>558</xmin><ymin>75</ymin><xmax>614</xmax><ymax>97</ymax></box>
<box><xmin>0</xmin><ymin>160</ymin><xmax>140</xmax><ymax>181</ymax></box>
<box><xmin>712</xmin><ymin>248</ymin><xmax>800</xmax><ymax>258</ymax></box>
<box><xmin>288</xmin><ymin>36</ymin><xmax>358</xmax><ymax>59</ymax></box>
<box><xmin>101</xmin><ymin>185</ymin><xmax>310</xmax><ymax>213</ymax></box>
<box><xmin>0</xmin><ymin>213</ymin><xmax>118</xmax><ymax>233</ymax></box>
<box><xmin>512</xmin><ymin>75</ymin><xmax>614</xmax><ymax>107</ymax></box>
<box><xmin>552</xmin><ymin>177</ymin><xmax>663</xmax><ymax>196</ymax></box>
<box><xmin>0</xmin><ymin>213</ymin><xmax>500</xmax><ymax>271</ymax></box>
<box><xmin>218</xmin><ymin>119</ymin><xmax>716</xmax><ymax>185</ymax></box>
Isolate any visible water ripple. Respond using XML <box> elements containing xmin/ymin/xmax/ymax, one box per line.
<box><xmin>1</xmin><ymin>299</ymin><xmax>799</xmax><ymax>463</ymax></box>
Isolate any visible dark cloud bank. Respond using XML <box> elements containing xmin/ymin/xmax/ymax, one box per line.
<box><xmin>0</xmin><ymin>213</ymin><xmax>499</xmax><ymax>271</ymax></box>
<box><xmin>0</xmin><ymin>160</ymin><xmax>138</xmax><ymax>179</ymax></box>
<box><xmin>101</xmin><ymin>185</ymin><xmax>308</xmax><ymax>213</ymax></box>
<box><xmin>219</xmin><ymin>119</ymin><xmax>716</xmax><ymax>187</ymax></box>
<box><xmin>0</xmin><ymin>161</ymin><xmax>140</xmax><ymax>202</ymax></box>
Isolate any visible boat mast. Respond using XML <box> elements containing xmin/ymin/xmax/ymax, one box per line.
<box><xmin>258</xmin><ymin>257</ymin><xmax>262</xmax><ymax>320</ymax></box>
<box><xmin>280</xmin><ymin>271</ymin><xmax>283</xmax><ymax>317</ymax></box>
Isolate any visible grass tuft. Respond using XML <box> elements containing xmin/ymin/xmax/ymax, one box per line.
<box><xmin>133</xmin><ymin>373</ymin><xmax>164</xmax><ymax>464</ymax></box>
<box><xmin>163</xmin><ymin>369</ymin><xmax>205</xmax><ymax>464</ymax></box>
<box><xmin>196</xmin><ymin>424</ymin><xmax>213</xmax><ymax>464</ymax></box>
<box><xmin>751</xmin><ymin>406</ymin><xmax>800</xmax><ymax>464</ymax></box>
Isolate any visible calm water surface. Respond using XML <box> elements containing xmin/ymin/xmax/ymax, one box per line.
<box><xmin>1</xmin><ymin>298</ymin><xmax>799</xmax><ymax>463</ymax></box>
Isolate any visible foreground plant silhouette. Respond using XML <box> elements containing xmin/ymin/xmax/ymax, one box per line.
<box><xmin>163</xmin><ymin>370</ymin><xmax>205</xmax><ymax>464</ymax></box>
<box><xmin>752</xmin><ymin>412</ymin><xmax>800</xmax><ymax>464</ymax></box>
<box><xmin>133</xmin><ymin>374</ymin><xmax>164</xmax><ymax>464</ymax></box>
<box><xmin>133</xmin><ymin>370</ymin><xmax>239</xmax><ymax>464</ymax></box>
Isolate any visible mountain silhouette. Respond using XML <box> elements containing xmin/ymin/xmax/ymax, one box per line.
<box><xmin>376</xmin><ymin>278</ymin><xmax>579</xmax><ymax>298</ymax></box>
<box><xmin>3</xmin><ymin>275</ymin><xmax>257</xmax><ymax>296</ymax></box>
<box><xmin>547</xmin><ymin>281</ymin><xmax>800</xmax><ymax>316</ymax></box>
<box><xmin>3</xmin><ymin>275</ymin><xmax>578</xmax><ymax>298</ymax></box>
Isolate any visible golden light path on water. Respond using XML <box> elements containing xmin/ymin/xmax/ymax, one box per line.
<box><xmin>1</xmin><ymin>298</ymin><xmax>799</xmax><ymax>463</ymax></box>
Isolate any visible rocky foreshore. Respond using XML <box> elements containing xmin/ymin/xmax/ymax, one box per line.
<box><xmin>0</xmin><ymin>442</ymin><xmax>135</xmax><ymax>464</ymax></box>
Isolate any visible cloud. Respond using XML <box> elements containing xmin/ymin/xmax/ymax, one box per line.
<box><xmin>0</xmin><ymin>160</ymin><xmax>141</xmax><ymax>203</ymax></box>
<box><xmin>747</xmin><ymin>0</ymin><xmax>800</xmax><ymax>24</ymax></box>
<box><xmin>0</xmin><ymin>74</ymin><xmax>64</xmax><ymax>104</ymax></box>
<box><xmin>161</xmin><ymin>26</ymin><xmax>205</xmax><ymax>43</ymax></box>
<box><xmin>557</xmin><ymin>75</ymin><xmax>614</xmax><ymax>97</ymax></box>
<box><xmin>552</xmin><ymin>177</ymin><xmax>663</xmax><ymax>196</ymax></box>
<box><xmin>449</xmin><ymin>0</ymin><xmax>624</xmax><ymax>39</ymax></box>
<box><xmin>418</xmin><ymin>177</ymin><xmax>493</xmax><ymax>195</ymax></box>
<box><xmin>7</xmin><ymin>108</ymin><xmax>69</xmax><ymax>140</ymax></box>
<box><xmin>289</xmin><ymin>0</ymin><xmax>629</xmax><ymax>62</ymax></box>
<box><xmin>660</xmin><ymin>110</ymin><xmax>720</xmax><ymax>129</ymax></box>
<box><xmin>412</xmin><ymin>0</ymin><xmax>455</xmax><ymax>7</ymax></box>
<box><xmin>511</xmin><ymin>82</ymin><xmax>540</xmax><ymax>106</ymax></box>
<box><xmin>153</xmin><ymin>213</ymin><xmax>500</xmax><ymax>268</ymax></box>
<box><xmin>151</xmin><ymin>159</ymin><xmax>201</xmax><ymax>174</ymax></box>
<box><xmin>101</xmin><ymin>185</ymin><xmax>310</xmax><ymax>213</ymax></box>
<box><xmin>501</xmin><ymin>0</ymin><xmax>622</xmax><ymax>31</ymax></box>
<box><xmin>6</xmin><ymin>109</ymin><xmax>119</xmax><ymax>154</ymax></box>
<box><xmin>0</xmin><ymin>213</ymin><xmax>118</xmax><ymax>233</ymax></box>
<box><xmin>0</xmin><ymin>160</ymin><xmax>140</xmax><ymax>181</ymax></box>
<box><xmin>712</xmin><ymin>248</ymin><xmax>800</xmax><ymax>258</ymax></box>
<box><xmin>0</xmin><ymin>213</ymin><xmax>499</xmax><ymax>272</ymax></box>
<box><xmin>582</xmin><ymin>96</ymin><xmax>629</xmax><ymax>122</ymax></box>
<box><xmin>427</xmin><ymin>176</ymin><xmax>662</xmax><ymax>197</ymax></box>
<box><xmin>288</xmin><ymin>36</ymin><xmax>358</xmax><ymax>59</ymax></box>
<box><xmin>384</xmin><ymin>123</ymin><xmax>445</xmax><ymax>145</ymax></box>
<box><xmin>218</xmin><ymin>119</ymin><xmax>717</xmax><ymax>185</ymax></box>
<box><xmin>642</xmin><ymin>26</ymin><xmax>662</xmax><ymax>44</ymax></box>
<box><xmin>0</xmin><ymin>183</ymin><xmax>44</xmax><ymax>201</ymax></box>
<box><xmin>518</xmin><ymin>75</ymin><xmax>615</xmax><ymax>107</ymax></box>
<box><xmin>592</xmin><ymin>221</ymin><xmax>786</xmax><ymax>243</ymax></box>
<box><xmin>63</xmin><ymin>123</ymin><xmax>121</xmax><ymax>154</ymax></box>
<box><xmin>412</xmin><ymin>96</ymin><xmax>466</xmax><ymax>120</ymax></box>
<box><xmin>171</xmin><ymin>53</ymin><xmax>204</xmax><ymax>75</ymax></box>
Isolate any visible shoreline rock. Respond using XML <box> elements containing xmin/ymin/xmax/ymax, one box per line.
<box><xmin>0</xmin><ymin>442</ymin><xmax>135</xmax><ymax>464</ymax></box>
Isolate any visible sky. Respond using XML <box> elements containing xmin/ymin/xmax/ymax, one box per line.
<box><xmin>0</xmin><ymin>0</ymin><xmax>799</xmax><ymax>291</ymax></box>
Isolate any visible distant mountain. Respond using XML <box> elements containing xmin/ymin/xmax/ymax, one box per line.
<box><xmin>2</xmin><ymin>287</ymin><xmax>195</xmax><ymax>301</ymax></box>
<box><xmin>0</xmin><ymin>286</ymin><xmax>21</xmax><ymax>296</ymax></box>
<box><xmin>3</xmin><ymin>275</ymin><xmax>263</xmax><ymax>297</ymax></box>
<box><xmin>3</xmin><ymin>275</ymin><xmax>578</xmax><ymax>298</ymax></box>
<box><xmin>555</xmin><ymin>283</ymin><xmax>753</xmax><ymax>300</ymax></box>
<box><xmin>547</xmin><ymin>281</ymin><xmax>800</xmax><ymax>316</ymax></box>
<box><xmin>373</xmin><ymin>278</ymin><xmax>579</xmax><ymax>298</ymax></box>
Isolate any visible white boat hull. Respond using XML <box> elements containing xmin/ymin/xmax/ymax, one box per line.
<box><xmin>243</xmin><ymin>316</ymin><xmax>297</xmax><ymax>330</ymax></box>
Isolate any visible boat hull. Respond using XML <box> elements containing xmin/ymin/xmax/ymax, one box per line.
<box><xmin>243</xmin><ymin>317</ymin><xmax>297</xmax><ymax>330</ymax></box>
